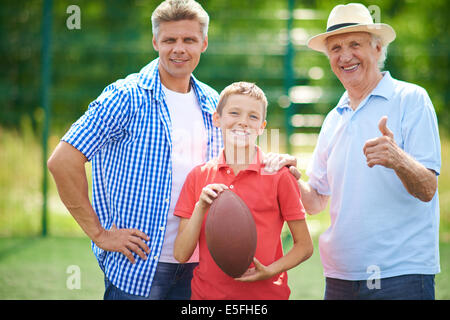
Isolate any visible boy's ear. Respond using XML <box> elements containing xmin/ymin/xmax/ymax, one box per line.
<box><xmin>258</xmin><ymin>120</ymin><xmax>267</xmax><ymax>135</ymax></box>
<box><xmin>212</xmin><ymin>111</ymin><xmax>220</xmax><ymax>128</ymax></box>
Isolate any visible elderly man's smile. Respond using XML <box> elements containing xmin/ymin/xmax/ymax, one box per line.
<box><xmin>341</xmin><ymin>63</ymin><xmax>360</xmax><ymax>72</ymax></box>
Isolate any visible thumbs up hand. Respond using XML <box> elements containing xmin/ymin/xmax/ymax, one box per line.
<box><xmin>363</xmin><ymin>116</ymin><xmax>400</xmax><ymax>169</ymax></box>
<box><xmin>378</xmin><ymin>116</ymin><xmax>394</xmax><ymax>139</ymax></box>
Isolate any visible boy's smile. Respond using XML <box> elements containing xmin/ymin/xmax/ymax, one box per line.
<box><xmin>213</xmin><ymin>94</ymin><xmax>266</xmax><ymax>150</ymax></box>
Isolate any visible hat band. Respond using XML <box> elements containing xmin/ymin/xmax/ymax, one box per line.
<box><xmin>326</xmin><ymin>22</ymin><xmax>359</xmax><ymax>32</ymax></box>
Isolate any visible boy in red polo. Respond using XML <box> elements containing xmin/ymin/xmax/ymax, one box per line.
<box><xmin>173</xmin><ymin>82</ymin><xmax>313</xmax><ymax>300</ymax></box>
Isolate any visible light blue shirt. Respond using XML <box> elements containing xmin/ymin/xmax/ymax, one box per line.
<box><xmin>307</xmin><ymin>72</ymin><xmax>441</xmax><ymax>280</ymax></box>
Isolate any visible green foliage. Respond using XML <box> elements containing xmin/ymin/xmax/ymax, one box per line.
<box><xmin>2</xmin><ymin>1</ymin><xmax>447</xmax><ymax>133</ymax></box>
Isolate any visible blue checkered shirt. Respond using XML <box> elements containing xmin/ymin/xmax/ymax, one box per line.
<box><xmin>62</xmin><ymin>58</ymin><xmax>223</xmax><ymax>296</ymax></box>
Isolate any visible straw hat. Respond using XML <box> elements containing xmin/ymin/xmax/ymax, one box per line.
<box><xmin>307</xmin><ymin>3</ymin><xmax>396</xmax><ymax>53</ymax></box>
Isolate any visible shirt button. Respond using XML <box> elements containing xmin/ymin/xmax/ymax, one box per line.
<box><xmin>226</xmin><ymin>170</ymin><xmax>231</xmax><ymax>174</ymax></box>
<box><xmin>229</xmin><ymin>185</ymin><xmax>234</xmax><ymax>189</ymax></box>
<box><xmin>159</xmin><ymin>226</ymin><xmax>165</xmax><ymax>232</ymax></box>
<box><xmin>154</xmin><ymin>255</ymin><xmax>158</xmax><ymax>260</ymax></box>
<box><xmin>165</xmin><ymin>198</ymin><xmax>170</xmax><ymax>203</ymax></box>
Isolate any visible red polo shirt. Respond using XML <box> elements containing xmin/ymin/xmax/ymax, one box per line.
<box><xmin>174</xmin><ymin>147</ymin><xmax>306</xmax><ymax>300</ymax></box>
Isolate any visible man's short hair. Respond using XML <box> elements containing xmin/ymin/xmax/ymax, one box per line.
<box><xmin>216</xmin><ymin>82</ymin><xmax>268</xmax><ymax>120</ymax></box>
<box><xmin>151</xmin><ymin>0</ymin><xmax>209</xmax><ymax>39</ymax></box>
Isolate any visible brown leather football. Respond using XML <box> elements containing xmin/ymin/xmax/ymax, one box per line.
<box><xmin>205</xmin><ymin>189</ymin><xmax>257</xmax><ymax>278</ymax></box>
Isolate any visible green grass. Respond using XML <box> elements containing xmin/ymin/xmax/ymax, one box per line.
<box><xmin>0</xmin><ymin>237</ymin><xmax>103</xmax><ymax>299</ymax></box>
<box><xmin>0</xmin><ymin>235</ymin><xmax>448</xmax><ymax>300</ymax></box>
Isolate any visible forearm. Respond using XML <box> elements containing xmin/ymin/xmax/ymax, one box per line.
<box><xmin>298</xmin><ymin>180</ymin><xmax>328</xmax><ymax>214</ymax></box>
<box><xmin>48</xmin><ymin>143</ymin><xmax>104</xmax><ymax>241</ymax></box>
<box><xmin>393</xmin><ymin>150</ymin><xmax>437</xmax><ymax>202</ymax></box>
<box><xmin>267</xmin><ymin>241</ymin><xmax>312</xmax><ymax>276</ymax></box>
<box><xmin>174</xmin><ymin>202</ymin><xmax>207</xmax><ymax>263</ymax></box>
<box><xmin>267</xmin><ymin>219</ymin><xmax>313</xmax><ymax>276</ymax></box>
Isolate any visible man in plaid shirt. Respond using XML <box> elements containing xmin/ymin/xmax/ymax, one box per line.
<box><xmin>48</xmin><ymin>0</ymin><xmax>222</xmax><ymax>299</ymax></box>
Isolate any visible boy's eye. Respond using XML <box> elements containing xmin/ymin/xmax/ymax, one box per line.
<box><xmin>250</xmin><ymin>115</ymin><xmax>259</xmax><ymax>120</ymax></box>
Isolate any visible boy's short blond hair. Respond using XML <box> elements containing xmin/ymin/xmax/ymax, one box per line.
<box><xmin>151</xmin><ymin>0</ymin><xmax>209</xmax><ymax>39</ymax></box>
<box><xmin>216</xmin><ymin>82</ymin><xmax>268</xmax><ymax>120</ymax></box>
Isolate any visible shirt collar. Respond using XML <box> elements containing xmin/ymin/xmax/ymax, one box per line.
<box><xmin>137</xmin><ymin>58</ymin><xmax>209</xmax><ymax>107</ymax></box>
<box><xmin>217</xmin><ymin>146</ymin><xmax>263</xmax><ymax>173</ymax></box>
<box><xmin>336</xmin><ymin>71</ymin><xmax>395</xmax><ymax>114</ymax></box>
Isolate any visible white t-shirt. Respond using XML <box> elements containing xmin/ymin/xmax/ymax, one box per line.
<box><xmin>159</xmin><ymin>84</ymin><xmax>207</xmax><ymax>263</ymax></box>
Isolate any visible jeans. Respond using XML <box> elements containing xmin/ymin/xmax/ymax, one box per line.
<box><xmin>324</xmin><ymin>274</ymin><xmax>435</xmax><ymax>300</ymax></box>
<box><xmin>104</xmin><ymin>262</ymin><xmax>198</xmax><ymax>300</ymax></box>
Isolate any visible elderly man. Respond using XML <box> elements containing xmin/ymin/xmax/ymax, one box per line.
<box><xmin>272</xmin><ymin>3</ymin><xmax>441</xmax><ymax>299</ymax></box>
<box><xmin>47</xmin><ymin>0</ymin><xmax>222</xmax><ymax>300</ymax></box>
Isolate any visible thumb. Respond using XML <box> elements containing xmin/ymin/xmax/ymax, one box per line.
<box><xmin>289</xmin><ymin>166</ymin><xmax>302</xmax><ymax>181</ymax></box>
<box><xmin>253</xmin><ymin>257</ymin><xmax>264</xmax><ymax>269</ymax></box>
<box><xmin>378</xmin><ymin>116</ymin><xmax>394</xmax><ymax>138</ymax></box>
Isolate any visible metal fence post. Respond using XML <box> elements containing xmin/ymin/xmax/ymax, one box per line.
<box><xmin>41</xmin><ymin>0</ymin><xmax>53</xmax><ymax>237</ymax></box>
<box><xmin>284</xmin><ymin>0</ymin><xmax>295</xmax><ymax>155</ymax></box>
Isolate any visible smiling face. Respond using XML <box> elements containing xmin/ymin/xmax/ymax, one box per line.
<box><xmin>326</xmin><ymin>32</ymin><xmax>382</xmax><ymax>91</ymax></box>
<box><xmin>152</xmin><ymin>19</ymin><xmax>208</xmax><ymax>92</ymax></box>
<box><xmin>213</xmin><ymin>94</ymin><xmax>266</xmax><ymax>150</ymax></box>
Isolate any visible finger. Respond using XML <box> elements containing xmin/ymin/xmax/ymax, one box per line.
<box><xmin>363</xmin><ymin>144</ymin><xmax>379</xmax><ymax>158</ymax></box>
<box><xmin>210</xmin><ymin>184</ymin><xmax>229</xmax><ymax>193</ymax></box>
<box><xmin>235</xmin><ymin>269</ymin><xmax>257</xmax><ymax>282</ymax></box>
<box><xmin>253</xmin><ymin>257</ymin><xmax>263</xmax><ymax>269</ymax></box>
<box><xmin>235</xmin><ymin>275</ymin><xmax>257</xmax><ymax>282</ymax></box>
<box><xmin>121</xmin><ymin>248</ymin><xmax>136</xmax><ymax>264</ymax></box>
<box><xmin>131</xmin><ymin>228</ymin><xmax>150</xmax><ymax>241</ymax></box>
<box><xmin>265</xmin><ymin>157</ymin><xmax>281</xmax><ymax>172</ymax></box>
<box><xmin>202</xmin><ymin>186</ymin><xmax>218</xmax><ymax>198</ymax></box>
<box><xmin>280</xmin><ymin>155</ymin><xmax>297</xmax><ymax>167</ymax></box>
<box><xmin>289</xmin><ymin>166</ymin><xmax>302</xmax><ymax>180</ymax></box>
<box><xmin>126</xmin><ymin>242</ymin><xmax>147</xmax><ymax>261</ymax></box>
<box><xmin>129</xmin><ymin>236</ymin><xmax>151</xmax><ymax>254</ymax></box>
<box><xmin>363</xmin><ymin>138</ymin><xmax>380</xmax><ymax>153</ymax></box>
<box><xmin>378</xmin><ymin>116</ymin><xmax>394</xmax><ymax>138</ymax></box>
<box><xmin>367</xmin><ymin>156</ymin><xmax>388</xmax><ymax>168</ymax></box>
<box><xmin>261</xmin><ymin>152</ymin><xmax>275</xmax><ymax>164</ymax></box>
<box><xmin>200</xmin><ymin>194</ymin><xmax>214</xmax><ymax>204</ymax></box>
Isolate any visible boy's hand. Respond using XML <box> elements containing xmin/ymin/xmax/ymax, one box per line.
<box><xmin>235</xmin><ymin>257</ymin><xmax>275</xmax><ymax>282</ymax></box>
<box><xmin>197</xmin><ymin>184</ymin><xmax>229</xmax><ymax>210</ymax></box>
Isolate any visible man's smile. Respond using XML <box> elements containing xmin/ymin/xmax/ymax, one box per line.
<box><xmin>341</xmin><ymin>63</ymin><xmax>360</xmax><ymax>72</ymax></box>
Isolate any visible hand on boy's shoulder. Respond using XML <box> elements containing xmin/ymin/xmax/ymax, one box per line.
<box><xmin>262</xmin><ymin>152</ymin><xmax>302</xmax><ymax>180</ymax></box>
